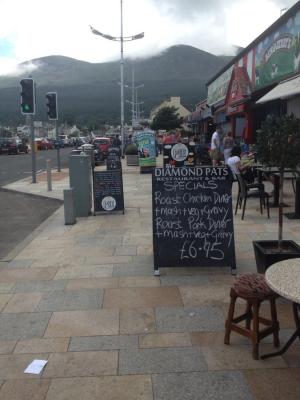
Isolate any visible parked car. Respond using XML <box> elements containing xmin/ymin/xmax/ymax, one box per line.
<box><xmin>92</xmin><ymin>137</ymin><xmax>111</xmax><ymax>158</ymax></box>
<box><xmin>59</xmin><ymin>134</ymin><xmax>70</xmax><ymax>147</ymax></box>
<box><xmin>0</xmin><ymin>138</ymin><xmax>9</xmax><ymax>154</ymax></box>
<box><xmin>35</xmin><ymin>138</ymin><xmax>53</xmax><ymax>150</ymax></box>
<box><xmin>70</xmin><ymin>144</ymin><xmax>104</xmax><ymax>165</ymax></box>
<box><xmin>72</xmin><ymin>137</ymin><xmax>88</xmax><ymax>148</ymax></box>
<box><xmin>0</xmin><ymin>138</ymin><xmax>28</xmax><ymax>155</ymax></box>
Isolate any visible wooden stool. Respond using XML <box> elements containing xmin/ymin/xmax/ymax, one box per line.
<box><xmin>224</xmin><ymin>273</ymin><xmax>280</xmax><ymax>360</ymax></box>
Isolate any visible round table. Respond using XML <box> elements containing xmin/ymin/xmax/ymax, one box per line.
<box><xmin>261</xmin><ymin>258</ymin><xmax>300</xmax><ymax>359</ymax></box>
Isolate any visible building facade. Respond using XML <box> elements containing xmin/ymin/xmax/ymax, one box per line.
<box><xmin>206</xmin><ymin>1</ymin><xmax>300</xmax><ymax>143</ymax></box>
<box><xmin>150</xmin><ymin>96</ymin><xmax>191</xmax><ymax>122</ymax></box>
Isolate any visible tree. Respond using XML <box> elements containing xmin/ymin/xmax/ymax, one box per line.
<box><xmin>150</xmin><ymin>106</ymin><xmax>182</xmax><ymax>131</ymax></box>
<box><xmin>256</xmin><ymin>114</ymin><xmax>300</xmax><ymax>247</ymax></box>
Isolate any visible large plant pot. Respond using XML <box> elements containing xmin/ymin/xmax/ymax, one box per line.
<box><xmin>126</xmin><ymin>155</ymin><xmax>139</xmax><ymax>166</ymax></box>
<box><xmin>253</xmin><ymin>240</ymin><xmax>300</xmax><ymax>274</ymax></box>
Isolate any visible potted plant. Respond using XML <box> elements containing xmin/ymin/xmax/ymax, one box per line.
<box><xmin>253</xmin><ymin>114</ymin><xmax>300</xmax><ymax>273</ymax></box>
<box><xmin>125</xmin><ymin>143</ymin><xmax>139</xmax><ymax>166</ymax></box>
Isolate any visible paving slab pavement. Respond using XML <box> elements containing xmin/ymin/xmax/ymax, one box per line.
<box><xmin>0</xmin><ymin>161</ymin><xmax>299</xmax><ymax>399</ymax></box>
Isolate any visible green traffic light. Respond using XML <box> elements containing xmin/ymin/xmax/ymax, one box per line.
<box><xmin>24</xmin><ymin>104</ymin><xmax>30</xmax><ymax>111</ymax></box>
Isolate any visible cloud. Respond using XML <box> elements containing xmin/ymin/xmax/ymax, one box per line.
<box><xmin>150</xmin><ymin>0</ymin><xmax>295</xmax><ymax>18</ymax></box>
<box><xmin>0</xmin><ymin>0</ymin><xmax>297</xmax><ymax>76</ymax></box>
<box><xmin>0</xmin><ymin>59</ymin><xmax>39</xmax><ymax>77</ymax></box>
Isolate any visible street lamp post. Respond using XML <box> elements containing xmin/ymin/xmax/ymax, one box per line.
<box><xmin>90</xmin><ymin>0</ymin><xmax>144</xmax><ymax>156</ymax></box>
<box><xmin>134</xmin><ymin>85</ymin><xmax>144</xmax><ymax>123</ymax></box>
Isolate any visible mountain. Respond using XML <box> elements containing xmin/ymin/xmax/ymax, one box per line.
<box><xmin>0</xmin><ymin>45</ymin><xmax>233</xmax><ymax>127</ymax></box>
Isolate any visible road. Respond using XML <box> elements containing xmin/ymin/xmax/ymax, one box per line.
<box><xmin>0</xmin><ymin>148</ymin><xmax>71</xmax><ymax>260</ymax></box>
<box><xmin>0</xmin><ymin>147</ymin><xmax>72</xmax><ymax>186</ymax></box>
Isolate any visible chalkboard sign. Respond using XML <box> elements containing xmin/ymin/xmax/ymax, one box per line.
<box><xmin>152</xmin><ymin>166</ymin><xmax>236</xmax><ymax>274</ymax></box>
<box><xmin>106</xmin><ymin>152</ymin><xmax>122</xmax><ymax>170</ymax></box>
<box><xmin>93</xmin><ymin>170</ymin><xmax>124</xmax><ymax>213</ymax></box>
<box><xmin>163</xmin><ymin>143</ymin><xmax>196</xmax><ymax>167</ymax></box>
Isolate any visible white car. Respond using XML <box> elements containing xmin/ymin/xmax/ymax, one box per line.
<box><xmin>59</xmin><ymin>135</ymin><xmax>70</xmax><ymax>146</ymax></box>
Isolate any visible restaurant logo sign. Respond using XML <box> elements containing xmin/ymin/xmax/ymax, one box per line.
<box><xmin>264</xmin><ymin>35</ymin><xmax>293</xmax><ymax>63</ymax></box>
<box><xmin>255</xmin><ymin>11</ymin><xmax>300</xmax><ymax>89</ymax></box>
<box><xmin>101</xmin><ymin>196</ymin><xmax>116</xmax><ymax>211</ymax></box>
<box><xmin>171</xmin><ymin>143</ymin><xmax>189</xmax><ymax>162</ymax></box>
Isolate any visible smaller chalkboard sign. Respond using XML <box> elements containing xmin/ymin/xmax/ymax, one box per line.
<box><xmin>106</xmin><ymin>152</ymin><xmax>122</xmax><ymax>170</ymax></box>
<box><xmin>93</xmin><ymin>170</ymin><xmax>124</xmax><ymax>214</ymax></box>
<box><xmin>163</xmin><ymin>143</ymin><xmax>196</xmax><ymax>167</ymax></box>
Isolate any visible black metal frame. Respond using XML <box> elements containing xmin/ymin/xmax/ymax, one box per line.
<box><xmin>261</xmin><ymin>302</ymin><xmax>300</xmax><ymax>359</ymax></box>
<box><xmin>235</xmin><ymin>173</ymin><xmax>270</xmax><ymax>220</ymax></box>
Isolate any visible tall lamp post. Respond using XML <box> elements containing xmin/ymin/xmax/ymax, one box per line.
<box><xmin>90</xmin><ymin>0</ymin><xmax>144</xmax><ymax>156</ymax></box>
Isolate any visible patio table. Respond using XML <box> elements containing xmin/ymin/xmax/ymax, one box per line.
<box><xmin>257</xmin><ymin>167</ymin><xmax>295</xmax><ymax>207</ymax></box>
<box><xmin>261</xmin><ymin>258</ymin><xmax>300</xmax><ymax>359</ymax></box>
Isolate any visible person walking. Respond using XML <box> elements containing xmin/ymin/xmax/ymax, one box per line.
<box><xmin>157</xmin><ymin>134</ymin><xmax>163</xmax><ymax>154</ymax></box>
<box><xmin>210</xmin><ymin>126</ymin><xmax>222</xmax><ymax>166</ymax></box>
<box><xmin>223</xmin><ymin>131</ymin><xmax>234</xmax><ymax>164</ymax></box>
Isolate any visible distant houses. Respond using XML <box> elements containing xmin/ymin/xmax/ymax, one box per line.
<box><xmin>149</xmin><ymin>96</ymin><xmax>190</xmax><ymax>122</ymax></box>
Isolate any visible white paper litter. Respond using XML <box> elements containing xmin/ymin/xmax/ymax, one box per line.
<box><xmin>24</xmin><ymin>359</ymin><xmax>48</xmax><ymax>374</ymax></box>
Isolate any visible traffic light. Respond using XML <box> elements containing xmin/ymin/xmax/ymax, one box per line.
<box><xmin>46</xmin><ymin>92</ymin><xmax>58</xmax><ymax>120</ymax></box>
<box><xmin>20</xmin><ymin>78</ymin><xmax>35</xmax><ymax>115</ymax></box>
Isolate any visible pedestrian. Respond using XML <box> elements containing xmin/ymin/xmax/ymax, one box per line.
<box><xmin>163</xmin><ymin>131</ymin><xmax>175</xmax><ymax>145</ymax></box>
<box><xmin>210</xmin><ymin>126</ymin><xmax>222</xmax><ymax>166</ymax></box>
<box><xmin>112</xmin><ymin>135</ymin><xmax>121</xmax><ymax>148</ymax></box>
<box><xmin>157</xmin><ymin>134</ymin><xmax>163</xmax><ymax>154</ymax></box>
<box><xmin>194</xmin><ymin>137</ymin><xmax>201</xmax><ymax>165</ymax></box>
<box><xmin>223</xmin><ymin>131</ymin><xmax>234</xmax><ymax>164</ymax></box>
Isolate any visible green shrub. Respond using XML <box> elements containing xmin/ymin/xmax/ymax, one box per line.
<box><xmin>125</xmin><ymin>143</ymin><xmax>138</xmax><ymax>155</ymax></box>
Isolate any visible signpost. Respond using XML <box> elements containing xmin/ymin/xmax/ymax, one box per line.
<box><xmin>152</xmin><ymin>166</ymin><xmax>236</xmax><ymax>275</ymax></box>
<box><xmin>46</xmin><ymin>92</ymin><xmax>60</xmax><ymax>172</ymax></box>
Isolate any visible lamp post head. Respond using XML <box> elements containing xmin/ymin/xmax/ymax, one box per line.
<box><xmin>132</xmin><ymin>32</ymin><xmax>144</xmax><ymax>40</ymax></box>
<box><xmin>89</xmin><ymin>25</ymin><xmax>117</xmax><ymax>41</ymax></box>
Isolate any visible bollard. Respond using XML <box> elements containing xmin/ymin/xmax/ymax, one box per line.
<box><xmin>46</xmin><ymin>159</ymin><xmax>52</xmax><ymax>191</ymax></box>
<box><xmin>64</xmin><ymin>188</ymin><xmax>76</xmax><ymax>225</ymax></box>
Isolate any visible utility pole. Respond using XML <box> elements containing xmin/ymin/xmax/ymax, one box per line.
<box><xmin>90</xmin><ymin>0</ymin><xmax>144</xmax><ymax>156</ymax></box>
<box><xmin>131</xmin><ymin>70</ymin><xmax>135</xmax><ymax>127</ymax></box>
<box><xmin>20</xmin><ymin>78</ymin><xmax>36</xmax><ymax>183</ymax></box>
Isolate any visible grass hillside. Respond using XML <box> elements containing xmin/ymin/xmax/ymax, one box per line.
<box><xmin>0</xmin><ymin>45</ymin><xmax>232</xmax><ymax>126</ymax></box>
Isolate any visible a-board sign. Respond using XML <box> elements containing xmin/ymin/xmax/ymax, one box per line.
<box><xmin>152</xmin><ymin>166</ymin><xmax>236</xmax><ymax>274</ymax></box>
<box><xmin>136</xmin><ymin>131</ymin><xmax>156</xmax><ymax>168</ymax></box>
<box><xmin>106</xmin><ymin>152</ymin><xmax>122</xmax><ymax>170</ymax></box>
<box><xmin>93</xmin><ymin>170</ymin><xmax>124</xmax><ymax>213</ymax></box>
<box><xmin>163</xmin><ymin>143</ymin><xmax>196</xmax><ymax>167</ymax></box>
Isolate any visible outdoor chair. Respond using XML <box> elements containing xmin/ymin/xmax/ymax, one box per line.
<box><xmin>224</xmin><ymin>273</ymin><xmax>280</xmax><ymax>360</ymax></box>
<box><xmin>235</xmin><ymin>173</ymin><xmax>270</xmax><ymax>220</ymax></box>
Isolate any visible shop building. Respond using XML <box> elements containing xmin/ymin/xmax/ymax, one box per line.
<box><xmin>187</xmin><ymin>99</ymin><xmax>213</xmax><ymax>142</ymax></box>
<box><xmin>206</xmin><ymin>1</ymin><xmax>300</xmax><ymax>143</ymax></box>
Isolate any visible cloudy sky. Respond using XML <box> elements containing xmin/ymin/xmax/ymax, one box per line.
<box><xmin>0</xmin><ymin>0</ymin><xmax>297</xmax><ymax>75</ymax></box>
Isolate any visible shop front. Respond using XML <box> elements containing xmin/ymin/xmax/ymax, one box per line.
<box><xmin>225</xmin><ymin>66</ymin><xmax>253</xmax><ymax>143</ymax></box>
<box><xmin>207</xmin><ymin>2</ymin><xmax>300</xmax><ymax>144</ymax></box>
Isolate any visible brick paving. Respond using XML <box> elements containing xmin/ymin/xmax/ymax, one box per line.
<box><xmin>0</xmin><ymin>161</ymin><xmax>299</xmax><ymax>399</ymax></box>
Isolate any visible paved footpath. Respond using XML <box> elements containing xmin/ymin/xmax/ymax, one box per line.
<box><xmin>0</xmin><ymin>162</ymin><xmax>299</xmax><ymax>399</ymax></box>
